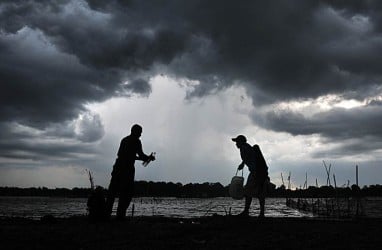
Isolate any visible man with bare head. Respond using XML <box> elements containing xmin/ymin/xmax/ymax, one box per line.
<box><xmin>106</xmin><ymin>124</ymin><xmax>155</xmax><ymax>220</ymax></box>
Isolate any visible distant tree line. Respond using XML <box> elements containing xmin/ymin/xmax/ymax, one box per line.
<box><xmin>275</xmin><ymin>184</ymin><xmax>382</xmax><ymax>198</ymax></box>
<box><xmin>0</xmin><ymin>186</ymin><xmax>91</xmax><ymax>197</ymax></box>
<box><xmin>1</xmin><ymin>182</ymin><xmax>382</xmax><ymax>198</ymax></box>
<box><xmin>0</xmin><ymin>181</ymin><xmax>228</xmax><ymax>198</ymax></box>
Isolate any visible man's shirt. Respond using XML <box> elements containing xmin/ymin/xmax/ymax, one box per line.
<box><xmin>240</xmin><ymin>143</ymin><xmax>268</xmax><ymax>176</ymax></box>
<box><xmin>116</xmin><ymin>135</ymin><xmax>147</xmax><ymax>167</ymax></box>
<box><xmin>240</xmin><ymin>142</ymin><xmax>257</xmax><ymax>172</ymax></box>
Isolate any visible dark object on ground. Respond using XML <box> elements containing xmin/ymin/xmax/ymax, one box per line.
<box><xmin>87</xmin><ymin>186</ymin><xmax>107</xmax><ymax>221</ymax></box>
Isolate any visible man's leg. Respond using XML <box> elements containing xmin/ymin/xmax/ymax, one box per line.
<box><xmin>238</xmin><ymin>196</ymin><xmax>251</xmax><ymax>216</ymax></box>
<box><xmin>116</xmin><ymin>168</ymin><xmax>135</xmax><ymax>220</ymax></box>
<box><xmin>239</xmin><ymin>173</ymin><xmax>255</xmax><ymax>216</ymax></box>
<box><xmin>116</xmin><ymin>193</ymin><xmax>131</xmax><ymax>219</ymax></box>
<box><xmin>244</xmin><ymin>195</ymin><xmax>252</xmax><ymax>213</ymax></box>
<box><xmin>258</xmin><ymin>178</ymin><xmax>267</xmax><ymax>218</ymax></box>
<box><xmin>259</xmin><ymin>196</ymin><xmax>265</xmax><ymax>217</ymax></box>
<box><xmin>105</xmin><ymin>175</ymin><xmax>117</xmax><ymax>218</ymax></box>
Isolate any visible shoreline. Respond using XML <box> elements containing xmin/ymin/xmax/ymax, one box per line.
<box><xmin>1</xmin><ymin>215</ymin><xmax>381</xmax><ymax>249</ymax></box>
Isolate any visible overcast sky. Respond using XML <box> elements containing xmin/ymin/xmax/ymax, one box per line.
<box><xmin>1</xmin><ymin>0</ymin><xmax>382</xmax><ymax>189</ymax></box>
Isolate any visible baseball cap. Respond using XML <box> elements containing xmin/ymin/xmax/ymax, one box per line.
<box><xmin>232</xmin><ymin>135</ymin><xmax>247</xmax><ymax>143</ymax></box>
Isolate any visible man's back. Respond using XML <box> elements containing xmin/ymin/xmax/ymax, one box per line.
<box><xmin>252</xmin><ymin>144</ymin><xmax>268</xmax><ymax>175</ymax></box>
<box><xmin>240</xmin><ymin>143</ymin><xmax>256</xmax><ymax>172</ymax></box>
<box><xmin>116</xmin><ymin>135</ymin><xmax>142</xmax><ymax>166</ymax></box>
<box><xmin>240</xmin><ymin>143</ymin><xmax>268</xmax><ymax>175</ymax></box>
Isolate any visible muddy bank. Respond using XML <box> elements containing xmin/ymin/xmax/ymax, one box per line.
<box><xmin>1</xmin><ymin>216</ymin><xmax>381</xmax><ymax>249</ymax></box>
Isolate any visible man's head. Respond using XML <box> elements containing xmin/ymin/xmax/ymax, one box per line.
<box><xmin>232</xmin><ymin>135</ymin><xmax>247</xmax><ymax>148</ymax></box>
<box><xmin>131</xmin><ymin>124</ymin><xmax>143</xmax><ymax>138</ymax></box>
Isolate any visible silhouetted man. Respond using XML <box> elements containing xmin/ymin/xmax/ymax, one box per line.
<box><xmin>106</xmin><ymin>124</ymin><xmax>155</xmax><ymax>220</ymax></box>
<box><xmin>232</xmin><ymin>135</ymin><xmax>269</xmax><ymax>217</ymax></box>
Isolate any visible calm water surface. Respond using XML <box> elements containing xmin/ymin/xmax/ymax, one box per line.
<box><xmin>0</xmin><ymin>197</ymin><xmax>310</xmax><ymax>219</ymax></box>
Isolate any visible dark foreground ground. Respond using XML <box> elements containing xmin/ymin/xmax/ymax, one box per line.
<box><xmin>1</xmin><ymin>215</ymin><xmax>381</xmax><ymax>249</ymax></box>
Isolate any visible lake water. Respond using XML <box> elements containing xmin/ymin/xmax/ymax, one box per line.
<box><xmin>0</xmin><ymin>197</ymin><xmax>310</xmax><ymax>219</ymax></box>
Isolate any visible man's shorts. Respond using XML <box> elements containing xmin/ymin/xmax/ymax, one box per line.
<box><xmin>244</xmin><ymin>172</ymin><xmax>268</xmax><ymax>197</ymax></box>
<box><xmin>109</xmin><ymin>165</ymin><xmax>135</xmax><ymax>197</ymax></box>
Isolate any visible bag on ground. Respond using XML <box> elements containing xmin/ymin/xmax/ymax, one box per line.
<box><xmin>87</xmin><ymin>186</ymin><xmax>106</xmax><ymax>221</ymax></box>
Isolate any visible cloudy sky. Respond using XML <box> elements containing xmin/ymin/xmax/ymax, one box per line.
<box><xmin>1</xmin><ymin>0</ymin><xmax>382</xmax><ymax>189</ymax></box>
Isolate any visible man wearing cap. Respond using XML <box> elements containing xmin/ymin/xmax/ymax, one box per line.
<box><xmin>105</xmin><ymin>124</ymin><xmax>155</xmax><ymax>220</ymax></box>
<box><xmin>232</xmin><ymin>135</ymin><xmax>269</xmax><ymax>217</ymax></box>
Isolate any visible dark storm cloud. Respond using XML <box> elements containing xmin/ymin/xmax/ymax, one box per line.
<box><xmin>251</xmin><ymin>102</ymin><xmax>382</xmax><ymax>156</ymax></box>
<box><xmin>3</xmin><ymin>0</ymin><xmax>382</xmax><ymax>121</ymax></box>
<box><xmin>1</xmin><ymin>0</ymin><xmax>382</xmax><ymax>161</ymax></box>
<box><xmin>252</xmin><ymin>105</ymin><xmax>382</xmax><ymax>139</ymax></box>
<box><xmin>0</xmin><ymin>111</ymin><xmax>104</xmax><ymax>162</ymax></box>
<box><xmin>0</xmin><ymin>0</ymin><xmax>162</xmax><ymax>127</ymax></box>
<box><xmin>87</xmin><ymin>0</ymin><xmax>382</xmax><ymax>104</ymax></box>
<box><xmin>0</xmin><ymin>137</ymin><xmax>96</xmax><ymax>161</ymax></box>
<box><xmin>0</xmin><ymin>0</ymin><xmax>165</xmax><ymax>160</ymax></box>
<box><xmin>312</xmin><ymin>137</ymin><xmax>382</xmax><ymax>158</ymax></box>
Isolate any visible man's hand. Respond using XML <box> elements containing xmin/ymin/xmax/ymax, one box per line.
<box><xmin>142</xmin><ymin>152</ymin><xmax>156</xmax><ymax>167</ymax></box>
<box><xmin>238</xmin><ymin>162</ymin><xmax>244</xmax><ymax>170</ymax></box>
<box><xmin>149</xmin><ymin>154</ymin><xmax>156</xmax><ymax>161</ymax></box>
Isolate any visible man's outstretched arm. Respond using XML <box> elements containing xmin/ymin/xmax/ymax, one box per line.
<box><xmin>136</xmin><ymin>140</ymin><xmax>157</xmax><ymax>163</ymax></box>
